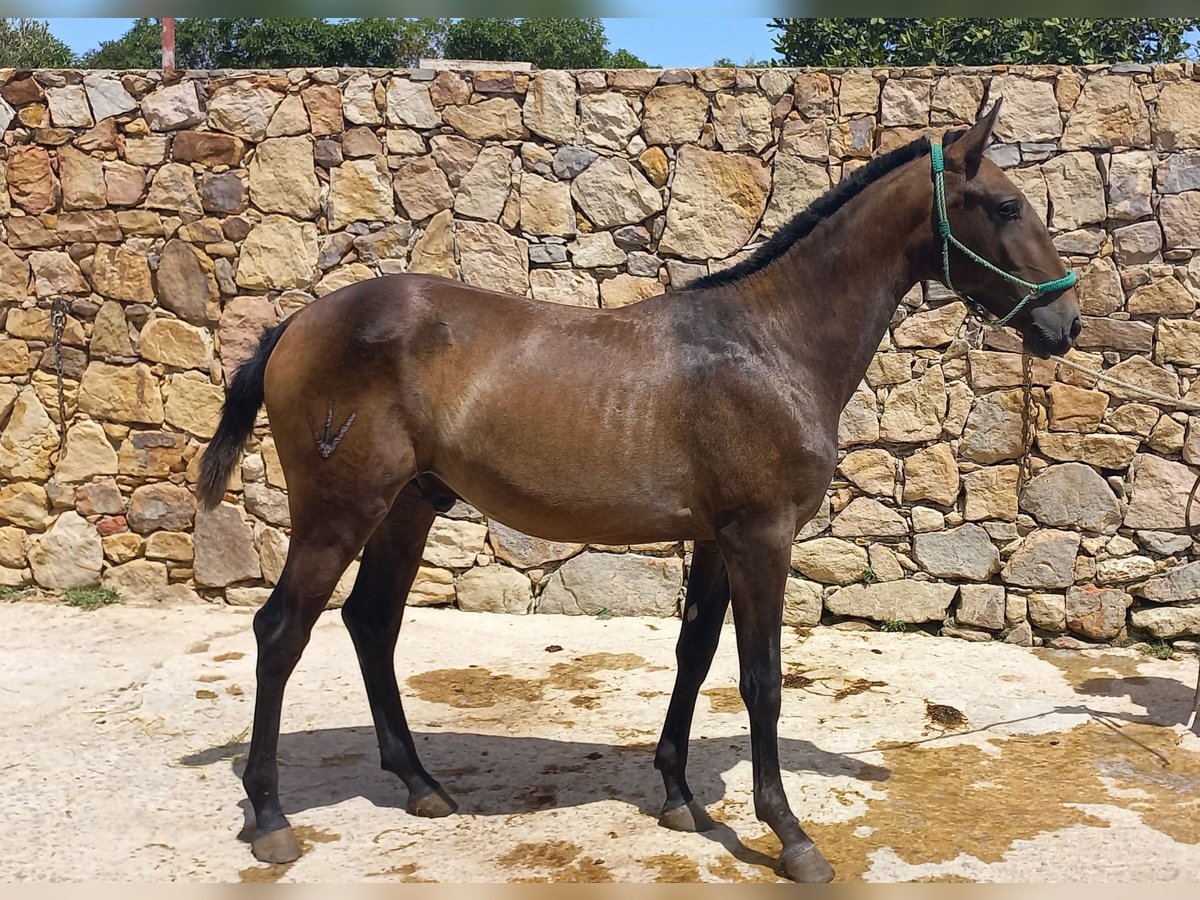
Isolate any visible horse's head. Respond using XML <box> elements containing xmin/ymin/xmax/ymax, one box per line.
<box><xmin>933</xmin><ymin>101</ymin><xmax>1082</xmax><ymax>358</ymax></box>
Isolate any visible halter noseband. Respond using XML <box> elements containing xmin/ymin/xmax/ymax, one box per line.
<box><xmin>930</xmin><ymin>141</ymin><xmax>1077</xmax><ymax>328</ymax></box>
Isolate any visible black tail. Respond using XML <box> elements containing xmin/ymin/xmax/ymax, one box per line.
<box><xmin>197</xmin><ymin>321</ymin><xmax>290</xmax><ymax>510</ymax></box>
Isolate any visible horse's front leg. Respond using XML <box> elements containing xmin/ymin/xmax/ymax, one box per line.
<box><xmin>716</xmin><ymin>513</ymin><xmax>835</xmax><ymax>883</ymax></box>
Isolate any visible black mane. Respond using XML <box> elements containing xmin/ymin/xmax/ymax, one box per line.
<box><xmin>688</xmin><ymin>129</ymin><xmax>966</xmax><ymax>291</ymax></box>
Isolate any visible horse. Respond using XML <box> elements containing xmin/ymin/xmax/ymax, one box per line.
<box><xmin>197</xmin><ymin>101</ymin><xmax>1081</xmax><ymax>882</ymax></box>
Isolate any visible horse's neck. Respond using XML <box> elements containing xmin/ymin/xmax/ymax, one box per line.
<box><xmin>743</xmin><ymin>169</ymin><xmax>928</xmax><ymax>406</ymax></box>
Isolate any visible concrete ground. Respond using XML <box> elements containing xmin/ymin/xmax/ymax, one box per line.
<box><xmin>1</xmin><ymin>600</ymin><xmax>1198</xmax><ymax>883</ymax></box>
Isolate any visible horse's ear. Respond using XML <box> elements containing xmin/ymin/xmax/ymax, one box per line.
<box><xmin>946</xmin><ymin>99</ymin><xmax>1001</xmax><ymax>178</ymax></box>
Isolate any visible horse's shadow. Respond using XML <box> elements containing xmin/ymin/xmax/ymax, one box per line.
<box><xmin>1072</xmin><ymin>669</ymin><xmax>1199</xmax><ymax>731</ymax></box>
<box><xmin>182</xmin><ymin>727</ymin><xmax>890</xmax><ymax>867</ymax></box>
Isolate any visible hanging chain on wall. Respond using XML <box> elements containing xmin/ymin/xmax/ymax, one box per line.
<box><xmin>1017</xmin><ymin>352</ymin><xmax>1037</xmax><ymax>494</ymax></box>
<box><xmin>50</xmin><ymin>296</ymin><xmax>68</xmax><ymax>453</ymax></box>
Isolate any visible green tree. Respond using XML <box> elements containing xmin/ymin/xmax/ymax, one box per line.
<box><xmin>0</xmin><ymin>17</ymin><xmax>75</xmax><ymax>68</ymax></box>
<box><xmin>712</xmin><ymin>56</ymin><xmax>775</xmax><ymax>68</ymax></box>
<box><xmin>444</xmin><ymin>17</ymin><xmax>649</xmax><ymax>68</ymax></box>
<box><xmin>81</xmin><ymin>18</ymin><xmax>449</xmax><ymax>69</ymax></box>
<box><xmin>769</xmin><ymin>18</ymin><xmax>1200</xmax><ymax>67</ymax></box>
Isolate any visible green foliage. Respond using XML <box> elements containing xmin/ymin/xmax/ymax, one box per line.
<box><xmin>0</xmin><ymin>17</ymin><xmax>75</xmax><ymax>68</ymax></box>
<box><xmin>712</xmin><ymin>56</ymin><xmax>775</xmax><ymax>68</ymax></box>
<box><xmin>880</xmin><ymin>619</ymin><xmax>908</xmax><ymax>633</ymax></box>
<box><xmin>607</xmin><ymin>48</ymin><xmax>652</xmax><ymax>69</ymax></box>
<box><xmin>444</xmin><ymin>17</ymin><xmax>649</xmax><ymax>68</ymax></box>
<box><xmin>770</xmin><ymin>18</ymin><xmax>1200</xmax><ymax>67</ymax></box>
<box><xmin>0</xmin><ymin>585</ymin><xmax>32</xmax><ymax>602</ymax></box>
<box><xmin>64</xmin><ymin>587</ymin><xmax>122</xmax><ymax>611</ymax></box>
<box><xmin>1140</xmin><ymin>640</ymin><xmax>1175</xmax><ymax>660</ymax></box>
<box><xmin>861</xmin><ymin>566</ymin><xmax>878</xmax><ymax>585</ymax></box>
<box><xmin>81</xmin><ymin>17</ymin><xmax>449</xmax><ymax>70</ymax></box>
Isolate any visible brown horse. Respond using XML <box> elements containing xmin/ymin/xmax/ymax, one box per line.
<box><xmin>197</xmin><ymin>103</ymin><xmax>1080</xmax><ymax>882</ymax></box>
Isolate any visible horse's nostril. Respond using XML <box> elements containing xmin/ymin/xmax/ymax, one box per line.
<box><xmin>1069</xmin><ymin>316</ymin><xmax>1082</xmax><ymax>341</ymax></box>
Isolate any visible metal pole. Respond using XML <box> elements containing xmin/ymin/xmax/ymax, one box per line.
<box><xmin>162</xmin><ymin>18</ymin><xmax>176</xmax><ymax>73</ymax></box>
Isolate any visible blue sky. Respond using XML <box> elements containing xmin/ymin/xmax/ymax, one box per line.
<box><xmin>44</xmin><ymin>17</ymin><xmax>781</xmax><ymax>69</ymax></box>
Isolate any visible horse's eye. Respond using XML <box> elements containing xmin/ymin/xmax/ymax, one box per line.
<box><xmin>997</xmin><ymin>200</ymin><xmax>1021</xmax><ymax>221</ymax></box>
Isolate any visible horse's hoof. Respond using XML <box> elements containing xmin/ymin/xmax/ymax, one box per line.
<box><xmin>251</xmin><ymin>826</ymin><xmax>302</xmax><ymax>864</ymax></box>
<box><xmin>408</xmin><ymin>786</ymin><xmax>457</xmax><ymax>818</ymax></box>
<box><xmin>659</xmin><ymin>800</ymin><xmax>715</xmax><ymax>833</ymax></box>
<box><xmin>781</xmin><ymin>843</ymin><xmax>835</xmax><ymax>883</ymax></box>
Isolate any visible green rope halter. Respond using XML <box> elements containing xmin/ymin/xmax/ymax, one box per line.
<box><xmin>930</xmin><ymin>141</ymin><xmax>1077</xmax><ymax>328</ymax></box>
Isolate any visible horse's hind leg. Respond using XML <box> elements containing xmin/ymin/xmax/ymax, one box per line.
<box><xmin>241</xmin><ymin>495</ymin><xmax>395</xmax><ymax>864</ymax></box>
<box><xmin>654</xmin><ymin>540</ymin><xmax>728</xmax><ymax>832</ymax></box>
<box><xmin>341</xmin><ymin>479</ymin><xmax>456</xmax><ymax>817</ymax></box>
<box><xmin>718</xmin><ymin>515</ymin><xmax>835</xmax><ymax>883</ymax></box>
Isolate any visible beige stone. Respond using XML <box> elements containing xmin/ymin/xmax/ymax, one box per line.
<box><xmin>838</xmin><ymin>448</ymin><xmax>896</xmax><ymax>496</ymax></box>
<box><xmin>443</xmin><ymin>97</ymin><xmax>523</xmax><ymax>140</ymax></box>
<box><xmin>207</xmin><ymin>81</ymin><xmax>283</xmax><ymax>141</ymax></box>
<box><xmin>30</xmin><ymin>251</ymin><xmax>87</xmax><ymax>297</ymax></box>
<box><xmin>838</xmin><ymin>386</ymin><xmax>879</xmax><ymax>447</ymax></box>
<box><xmin>1155</xmin><ymin>318</ymin><xmax>1200</xmax><ymax>365</ymax></box>
<box><xmin>455</xmin><ymin>565</ymin><xmax>532</xmax><ymax>615</ymax></box>
<box><xmin>456</xmin><ymin>221</ymin><xmax>528</xmax><ymax>296</ymax></box>
<box><xmin>145</xmin><ymin>162</ymin><xmax>202</xmax><ymax>216</ymax></box>
<box><xmin>1160</xmin><ymin>192</ymin><xmax>1200</xmax><ymax>250</ymax></box>
<box><xmin>264</xmin><ymin>92</ymin><xmax>308</xmax><ymax>137</ymax></box>
<box><xmin>991</xmin><ymin>76</ymin><xmax>1063</xmax><ymax>142</ymax></box>
<box><xmin>529</xmin><ymin>269</ymin><xmax>598</xmax><ymax>308</ymax></box>
<box><xmin>790</xmin><ymin>538</ymin><xmax>868</xmax><ymax>585</ymax></box>
<box><xmin>600</xmin><ymin>274</ymin><xmax>663</xmax><ymax>309</ymax></box>
<box><xmin>409</xmin><ymin>210</ymin><xmax>458</xmax><ymax>279</ymax></box>
<box><xmin>393</xmin><ymin>156</ymin><xmax>454</xmax><ymax>221</ymax></box>
<box><xmin>454</xmin><ymin>146</ymin><xmax>512</xmax><ymax>223</ymax></box>
<box><xmin>1036</xmin><ymin>432</ymin><xmax>1140</xmax><ymax>470</ymax></box>
<box><xmin>837</xmin><ymin>71</ymin><xmax>879</xmax><ymax>116</ymax></box>
<box><xmin>519</xmin><ymin>173</ymin><xmax>574</xmax><ymax>236</ymax></box>
<box><xmin>931</xmin><ymin>75</ymin><xmax>984</xmax><ymax>124</ymax></box>
<box><xmin>236</xmin><ymin>216</ymin><xmax>318</xmax><ymax>291</ymax></box>
<box><xmin>902</xmin><ymin>443</ymin><xmax>960</xmax><ymax>506</ymax></box>
<box><xmin>762</xmin><ymin>154</ymin><xmax>831</xmax><ymax>235</ymax></box>
<box><xmin>880</xmin><ymin>365</ymin><xmax>945</xmax><ymax>442</ymax></box>
<box><xmin>712</xmin><ymin>92</ymin><xmax>773</xmax><ymax>152</ymax></box>
<box><xmin>831</xmin><ymin>497</ymin><xmax>906</xmax><ymax>539</ymax></box>
<box><xmin>826</xmin><ymin>580</ymin><xmax>956</xmax><ymax>624</ymax></box>
<box><xmin>1042</xmin><ymin>152</ymin><xmax>1106</xmax><ymax>231</ymax></box>
<box><xmin>1047</xmin><ymin>383</ymin><xmax>1108</xmax><ymax>433</ymax></box>
<box><xmin>1128</xmin><ymin>278</ymin><xmax>1195</xmax><ymax>315</ymax></box>
<box><xmin>78</xmin><ymin>363</ymin><xmax>163</xmax><ymax>426</ymax></box>
<box><xmin>164</xmin><ymin>373</ymin><xmax>223</xmax><ymax>439</ymax></box>
<box><xmin>571</xmin><ymin>156</ymin><xmax>662</xmax><ymax>230</ymax></box>
<box><xmin>659</xmin><ymin>146</ymin><xmax>770</xmax><ymax>261</ymax></box>
<box><xmin>523</xmin><ymin>70</ymin><xmax>576</xmax><ymax>144</ymax></box>
<box><xmin>641</xmin><ymin>85</ymin><xmax>709</xmax><ymax>145</ymax></box>
<box><xmin>881</xmin><ymin>78</ymin><xmax>931</xmax><ymax>126</ymax></box>
<box><xmin>0</xmin><ymin>389</ymin><xmax>57</xmax><ymax>482</ymax></box>
<box><xmin>248</xmin><ymin>137</ymin><xmax>319</xmax><ymax>218</ymax></box>
<box><xmin>139</xmin><ymin>318</ymin><xmax>212</xmax><ymax>369</ymax></box>
<box><xmin>386</xmin><ymin>79</ymin><xmax>440</xmax><ymax>129</ymax></box>
<box><xmin>1101</xmin><ymin>355</ymin><xmax>1179</xmax><ymax>402</ymax></box>
<box><xmin>327</xmin><ymin>158</ymin><xmax>395</xmax><ymax>230</ymax></box>
<box><xmin>58</xmin><ymin>146</ymin><xmax>105</xmax><ymax>211</ymax></box>
<box><xmin>0</xmin><ymin>483</ymin><xmax>48</xmax><ymax>531</ymax></box>
<box><xmin>28</xmin><ymin>512</ymin><xmax>102</xmax><ymax>589</ymax></box>
<box><xmin>423</xmin><ymin>519</ymin><xmax>489</xmax><ymax>569</ymax></box>
<box><xmin>55</xmin><ymin>420</ymin><xmax>117</xmax><ymax>483</ymax></box>
<box><xmin>1075</xmin><ymin>256</ymin><xmax>1121</xmax><ymax>315</ymax></box>
<box><xmin>963</xmin><ymin>466</ymin><xmax>1020</xmax><ymax>522</ymax></box>
<box><xmin>1154</xmin><ymin>81</ymin><xmax>1200</xmax><ymax>150</ymax></box>
<box><xmin>893</xmin><ymin>302</ymin><xmax>968</xmax><ymax>348</ymax></box>
<box><xmin>1125</xmin><ymin>454</ymin><xmax>1198</xmax><ymax>531</ymax></box>
<box><xmin>1061</xmin><ymin>76</ymin><xmax>1151</xmax><ymax>149</ymax></box>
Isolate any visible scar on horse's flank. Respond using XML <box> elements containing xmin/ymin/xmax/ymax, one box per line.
<box><xmin>309</xmin><ymin>401</ymin><xmax>357</xmax><ymax>459</ymax></box>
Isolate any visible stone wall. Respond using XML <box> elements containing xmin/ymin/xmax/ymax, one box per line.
<box><xmin>2</xmin><ymin>63</ymin><xmax>1200</xmax><ymax>648</ymax></box>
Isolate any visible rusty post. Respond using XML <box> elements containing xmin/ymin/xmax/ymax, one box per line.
<box><xmin>162</xmin><ymin>18</ymin><xmax>176</xmax><ymax>73</ymax></box>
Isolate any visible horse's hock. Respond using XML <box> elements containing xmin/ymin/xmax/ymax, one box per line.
<box><xmin>1</xmin><ymin>63</ymin><xmax>1199</xmax><ymax>646</ymax></box>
